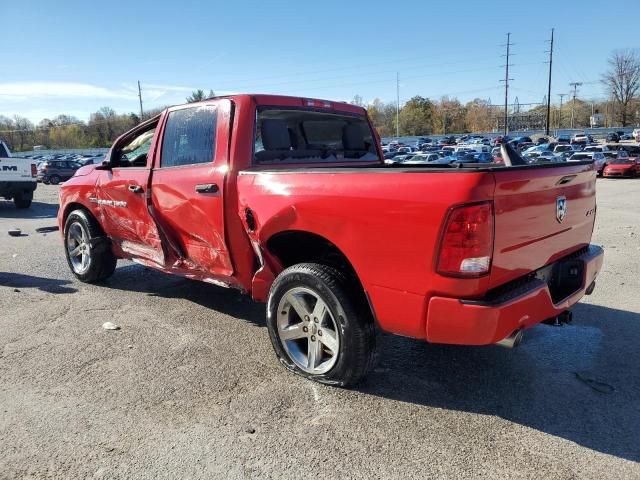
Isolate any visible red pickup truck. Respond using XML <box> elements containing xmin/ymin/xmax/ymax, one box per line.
<box><xmin>58</xmin><ymin>94</ymin><xmax>604</xmax><ymax>386</ymax></box>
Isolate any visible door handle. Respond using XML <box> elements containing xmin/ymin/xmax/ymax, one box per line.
<box><xmin>195</xmin><ymin>183</ymin><xmax>219</xmax><ymax>194</ymax></box>
<box><xmin>128</xmin><ymin>184</ymin><xmax>143</xmax><ymax>193</ymax></box>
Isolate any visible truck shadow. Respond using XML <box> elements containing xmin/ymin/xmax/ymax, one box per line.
<box><xmin>360</xmin><ymin>303</ymin><xmax>640</xmax><ymax>463</ymax></box>
<box><xmin>102</xmin><ymin>265</ymin><xmax>639</xmax><ymax>462</ymax></box>
<box><xmin>103</xmin><ymin>264</ymin><xmax>266</xmax><ymax>327</ymax></box>
<box><xmin>0</xmin><ymin>200</ymin><xmax>59</xmax><ymax>219</ymax></box>
<box><xmin>0</xmin><ymin>272</ymin><xmax>77</xmax><ymax>294</ymax></box>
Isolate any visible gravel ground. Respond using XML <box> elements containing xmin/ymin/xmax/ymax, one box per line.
<box><xmin>0</xmin><ymin>181</ymin><xmax>639</xmax><ymax>479</ymax></box>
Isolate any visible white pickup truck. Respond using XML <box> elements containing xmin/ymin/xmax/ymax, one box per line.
<box><xmin>0</xmin><ymin>141</ymin><xmax>37</xmax><ymax>208</ymax></box>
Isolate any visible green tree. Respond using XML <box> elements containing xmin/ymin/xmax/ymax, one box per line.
<box><xmin>463</xmin><ymin>98</ymin><xmax>493</xmax><ymax>133</ymax></box>
<box><xmin>397</xmin><ymin>96</ymin><xmax>434</xmax><ymax>136</ymax></box>
<box><xmin>186</xmin><ymin>89</ymin><xmax>215</xmax><ymax>103</ymax></box>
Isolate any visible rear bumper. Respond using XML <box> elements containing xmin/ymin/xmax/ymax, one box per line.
<box><xmin>603</xmin><ymin>170</ymin><xmax>634</xmax><ymax>177</ymax></box>
<box><xmin>425</xmin><ymin>245</ymin><xmax>604</xmax><ymax>345</ymax></box>
<box><xmin>0</xmin><ymin>181</ymin><xmax>37</xmax><ymax>197</ymax></box>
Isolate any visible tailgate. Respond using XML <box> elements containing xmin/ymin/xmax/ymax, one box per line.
<box><xmin>0</xmin><ymin>157</ymin><xmax>35</xmax><ymax>180</ymax></box>
<box><xmin>489</xmin><ymin>162</ymin><xmax>596</xmax><ymax>288</ymax></box>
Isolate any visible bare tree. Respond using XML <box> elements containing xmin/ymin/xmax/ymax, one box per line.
<box><xmin>602</xmin><ymin>49</ymin><xmax>640</xmax><ymax>126</ymax></box>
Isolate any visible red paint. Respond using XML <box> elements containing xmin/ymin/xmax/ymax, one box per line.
<box><xmin>58</xmin><ymin>94</ymin><xmax>604</xmax><ymax>345</ymax></box>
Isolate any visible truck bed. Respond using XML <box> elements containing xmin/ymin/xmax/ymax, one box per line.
<box><xmin>238</xmin><ymin>160</ymin><xmax>597</xmax><ymax>338</ymax></box>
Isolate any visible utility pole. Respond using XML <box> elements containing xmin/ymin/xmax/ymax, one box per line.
<box><xmin>558</xmin><ymin>93</ymin><xmax>567</xmax><ymax>129</ymax></box>
<box><xmin>396</xmin><ymin>72</ymin><xmax>400</xmax><ymax>138</ymax></box>
<box><xmin>138</xmin><ymin>80</ymin><xmax>144</xmax><ymax>122</ymax></box>
<box><xmin>569</xmin><ymin>82</ymin><xmax>582</xmax><ymax>129</ymax></box>
<box><xmin>545</xmin><ymin>28</ymin><xmax>554</xmax><ymax>136</ymax></box>
<box><xmin>500</xmin><ymin>33</ymin><xmax>514</xmax><ymax>136</ymax></box>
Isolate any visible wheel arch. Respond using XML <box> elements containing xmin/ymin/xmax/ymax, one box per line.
<box><xmin>61</xmin><ymin>202</ymin><xmax>105</xmax><ymax>235</ymax></box>
<box><xmin>263</xmin><ymin>229</ymin><xmax>376</xmax><ymax>323</ymax></box>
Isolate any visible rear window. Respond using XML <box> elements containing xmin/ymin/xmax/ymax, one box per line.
<box><xmin>254</xmin><ymin>108</ymin><xmax>380</xmax><ymax>164</ymax></box>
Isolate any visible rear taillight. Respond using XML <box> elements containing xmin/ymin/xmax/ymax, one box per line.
<box><xmin>436</xmin><ymin>201</ymin><xmax>494</xmax><ymax>277</ymax></box>
<box><xmin>31</xmin><ymin>164</ymin><xmax>37</xmax><ymax>177</ymax></box>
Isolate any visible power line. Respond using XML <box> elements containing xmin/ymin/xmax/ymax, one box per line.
<box><xmin>500</xmin><ymin>32</ymin><xmax>514</xmax><ymax>135</ymax></box>
<box><xmin>558</xmin><ymin>93</ymin><xmax>567</xmax><ymax>129</ymax></box>
<box><xmin>545</xmin><ymin>28</ymin><xmax>554</xmax><ymax>135</ymax></box>
<box><xmin>396</xmin><ymin>72</ymin><xmax>400</xmax><ymax>138</ymax></box>
<box><xmin>138</xmin><ymin>81</ymin><xmax>144</xmax><ymax>121</ymax></box>
<box><xmin>569</xmin><ymin>82</ymin><xmax>582</xmax><ymax>128</ymax></box>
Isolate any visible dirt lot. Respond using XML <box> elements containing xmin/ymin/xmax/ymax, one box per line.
<box><xmin>1</xmin><ymin>180</ymin><xmax>639</xmax><ymax>479</ymax></box>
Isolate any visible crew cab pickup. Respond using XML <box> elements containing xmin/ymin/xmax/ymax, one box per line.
<box><xmin>0</xmin><ymin>140</ymin><xmax>37</xmax><ymax>208</ymax></box>
<box><xmin>57</xmin><ymin>94</ymin><xmax>604</xmax><ymax>386</ymax></box>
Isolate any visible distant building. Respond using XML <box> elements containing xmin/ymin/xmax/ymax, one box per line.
<box><xmin>590</xmin><ymin>113</ymin><xmax>605</xmax><ymax>128</ymax></box>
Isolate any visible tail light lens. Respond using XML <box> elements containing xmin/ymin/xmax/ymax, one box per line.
<box><xmin>436</xmin><ymin>201</ymin><xmax>494</xmax><ymax>277</ymax></box>
<box><xmin>31</xmin><ymin>164</ymin><xmax>37</xmax><ymax>177</ymax></box>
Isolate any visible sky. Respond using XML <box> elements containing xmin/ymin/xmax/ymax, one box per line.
<box><xmin>1</xmin><ymin>0</ymin><xmax>636</xmax><ymax>124</ymax></box>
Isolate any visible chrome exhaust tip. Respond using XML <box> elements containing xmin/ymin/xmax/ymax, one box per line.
<box><xmin>495</xmin><ymin>329</ymin><xmax>524</xmax><ymax>349</ymax></box>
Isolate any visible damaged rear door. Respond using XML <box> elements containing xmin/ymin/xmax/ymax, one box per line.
<box><xmin>149</xmin><ymin>100</ymin><xmax>234</xmax><ymax>278</ymax></box>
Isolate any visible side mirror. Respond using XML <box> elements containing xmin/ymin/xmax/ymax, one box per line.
<box><xmin>95</xmin><ymin>160</ymin><xmax>112</xmax><ymax>170</ymax></box>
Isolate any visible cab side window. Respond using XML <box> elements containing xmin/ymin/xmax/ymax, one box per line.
<box><xmin>160</xmin><ymin>106</ymin><xmax>217</xmax><ymax>168</ymax></box>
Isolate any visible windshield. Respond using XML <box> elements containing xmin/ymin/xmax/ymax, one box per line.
<box><xmin>254</xmin><ymin>108</ymin><xmax>380</xmax><ymax>164</ymax></box>
<box><xmin>610</xmin><ymin>159</ymin><xmax>635</xmax><ymax>165</ymax></box>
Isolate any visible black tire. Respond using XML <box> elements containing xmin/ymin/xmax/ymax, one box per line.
<box><xmin>49</xmin><ymin>175</ymin><xmax>61</xmax><ymax>185</ymax></box>
<box><xmin>266</xmin><ymin>263</ymin><xmax>376</xmax><ymax>387</ymax></box>
<box><xmin>13</xmin><ymin>191</ymin><xmax>33</xmax><ymax>209</ymax></box>
<box><xmin>42</xmin><ymin>178</ymin><xmax>50</xmax><ymax>185</ymax></box>
<box><xmin>64</xmin><ymin>209</ymin><xmax>117</xmax><ymax>283</ymax></box>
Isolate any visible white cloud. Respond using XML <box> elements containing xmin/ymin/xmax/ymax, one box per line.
<box><xmin>0</xmin><ymin>81</ymin><xmax>208</xmax><ymax>103</ymax></box>
<box><xmin>0</xmin><ymin>82</ymin><xmax>134</xmax><ymax>101</ymax></box>
<box><xmin>0</xmin><ymin>81</ymin><xmax>237</xmax><ymax>123</ymax></box>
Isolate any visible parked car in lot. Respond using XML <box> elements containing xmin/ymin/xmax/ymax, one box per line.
<box><xmin>493</xmin><ymin>135</ymin><xmax>510</xmax><ymax>146</ymax></box>
<box><xmin>508</xmin><ymin>136</ymin><xmax>533</xmax><ymax>146</ymax></box>
<box><xmin>37</xmin><ymin>159</ymin><xmax>83</xmax><ymax>184</ymax></box>
<box><xmin>633</xmin><ymin>128</ymin><xmax>640</xmax><ymax>141</ymax></box>
<box><xmin>400</xmin><ymin>153</ymin><xmax>440</xmax><ymax>164</ymax></box>
<box><xmin>523</xmin><ymin>151</ymin><xmax>561</xmax><ymax>163</ymax></box>
<box><xmin>606</xmin><ymin>132</ymin><xmax>620</xmax><ymax>142</ymax></box>
<box><xmin>571</xmin><ymin>133</ymin><xmax>593</xmax><ymax>145</ymax></box>
<box><xmin>0</xmin><ymin>140</ymin><xmax>37</xmax><ymax>208</ymax></box>
<box><xmin>554</xmin><ymin>144</ymin><xmax>582</xmax><ymax>159</ymax></box>
<box><xmin>556</xmin><ymin>134</ymin><xmax>571</xmax><ymax>144</ymax></box>
<box><xmin>57</xmin><ymin>94</ymin><xmax>603</xmax><ymax>386</ymax></box>
<box><xmin>603</xmin><ymin>157</ymin><xmax>640</xmax><ymax>178</ymax></box>
<box><xmin>584</xmin><ymin>145</ymin><xmax>609</xmax><ymax>153</ymax></box>
<box><xmin>569</xmin><ymin>151</ymin><xmax>606</xmax><ymax>175</ymax></box>
<box><xmin>438</xmin><ymin>136</ymin><xmax>456</xmax><ymax>145</ymax></box>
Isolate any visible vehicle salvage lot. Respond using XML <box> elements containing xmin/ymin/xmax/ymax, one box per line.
<box><xmin>1</xmin><ymin>181</ymin><xmax>639</xmax><ymax>479</ymax></box>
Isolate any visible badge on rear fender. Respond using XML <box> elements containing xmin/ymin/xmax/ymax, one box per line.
<box><xmin>556</xmin><ymin>196</ymin><xmax>567</xmax><ymax>223</ymax></box>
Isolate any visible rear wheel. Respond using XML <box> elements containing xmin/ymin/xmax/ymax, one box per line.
<box><xmin>13</xmin><ymin>191</ymin><xmax>32</xmax><ymax>209</ymax></box>
<box><xmin>49</xmin><ymin>175</ymin><xmax>61</xmax><ymax>185</ymax></box>
<box><xmin>64</xmin><ymin>209</ymin><xmax>117</xmax><ymax>283</ymax></box>
<box><xmin>266</xmin><ymin>263</ymin><xmax>376</xmax><ymax>387</ymax></box>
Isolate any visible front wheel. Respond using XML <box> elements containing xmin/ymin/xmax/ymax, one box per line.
<box><xmin>266</xmin><ymin>263</ymin><xmax>376</xmax><ymax>387</ymax></box>
<box><xmin>49</xmin><ymin>175</ymin><xmax>60</xmax><ymax>185</ymax></box>
<box><xmin>64</xmin><ymin>209</ymin><xmax>117</xmax><ymax>283</ymax></box>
